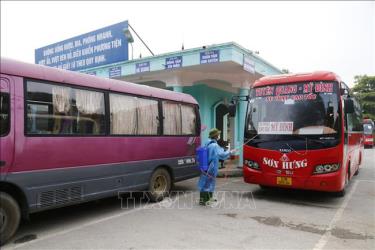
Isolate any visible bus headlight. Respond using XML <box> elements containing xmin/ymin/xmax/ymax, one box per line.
<box><xmin>313</xmin><ymin>163</ymin><xmax>340</xmax><ymax>174</ymax></box>
<box><xmin>244</xmin><ymin>159</ymin><xmax>260</xmax><ymax>170</ymax></box>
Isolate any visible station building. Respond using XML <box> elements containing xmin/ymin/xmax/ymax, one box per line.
<box><xmin>35</xmin><ymin>21</ymin><xmax>282</xmax><ymax>166</ymax></box>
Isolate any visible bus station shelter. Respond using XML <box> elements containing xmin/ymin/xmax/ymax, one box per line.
<box><xmin>80</xmin><ymin>42</ymin><xmax>282</xmax><ymax>166</ymax></box>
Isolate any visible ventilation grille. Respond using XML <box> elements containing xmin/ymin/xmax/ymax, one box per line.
<box><xmin>39</xmin><ymin>186</ymin><xmax>82</xmax><ymax>208</ymax></box>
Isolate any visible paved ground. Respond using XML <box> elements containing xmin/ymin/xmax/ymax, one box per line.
<box><xmin>4</xmin><ymin>149</ymin><xmax>375</xmax><ymax>250</ymax></box>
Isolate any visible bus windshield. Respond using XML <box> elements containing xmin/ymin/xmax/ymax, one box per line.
<box><xmin>246</xmin><ymin>81</ymin><xmax>341</xmax><ymax>149</ymax></box>
<box><xmin>364</xmin><ymin>124</ymin><xmax>373</xmax><ymax>134</ymax></box>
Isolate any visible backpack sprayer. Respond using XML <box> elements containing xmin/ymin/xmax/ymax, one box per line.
<box><xmin>196</xmin><ymin>134</ymin><xmax>259</xmax><ymax>173</ymax></box>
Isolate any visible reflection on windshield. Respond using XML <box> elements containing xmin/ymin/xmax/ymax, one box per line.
<box><xmin>247</xmin><ymin>82</ymin><xmax>340</xmax><ymax>136</ymax></box>
<box><xmin>364</xmin><ymin>124</ymin><xmax>373</xmax><ymax>134</ymax></box>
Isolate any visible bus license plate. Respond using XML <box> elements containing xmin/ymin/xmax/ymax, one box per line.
<box><xmin>276</xmin><ymin>177</ymin><xmax>292</xmax><ymax>186</ymax></box>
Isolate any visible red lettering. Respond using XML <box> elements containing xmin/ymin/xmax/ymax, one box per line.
<box><xmin>256</xmin><ymin>86</ymin><xmax>274</xmax><ymax>97</ymax></box>
<box><xmin>315</xmin><ymin>83</ymin><xmax>333</xmax><ymax>93</ymax></box>
<box><xmin>276</xmin><ymin>85</ymin><xmax>297</xmax><ymax>96</ymax></box>
<box><xmin>303</xmin><ymin>83</ymin><xmax>313</xmax><ymax>93</ymax></box>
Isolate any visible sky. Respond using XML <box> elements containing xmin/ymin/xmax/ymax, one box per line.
<box><xmin>1</xmin><ymin>1</ymin><xmax>374</xmax><ymax>87</ymax></box>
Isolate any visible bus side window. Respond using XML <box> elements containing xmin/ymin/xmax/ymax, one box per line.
<box><xmin>136</xmin><ymin>98</ymin><xmax>159</xmax><ymax>135</ymax></box>
<box><xmin>109</xmin><ymin>94</ymin><xmax>159</xmax><ymax>135</ymax></box>
<box><xmin>181</xmin><ymin>104</ymin><xmax>197</xmax><ymax>135</ymax></box>
<box><xmin>346</xmin><ymin>99</ymin><xmax>363</xmax><ymax>132</ymax></box>
<box><xmin>0</xmin><ymin>92</ymin><xmax>10</xmax><ymax>136</ymax></box>
<box><xmin>162</xmin><ymin>101</ymin><xmax>182</xmax><ymax>135</ymax></box>
<box><xmin>161</xmin><ymin>101</ymin><xmax>197</xmax><ymax>136</ymax></box>
<box><xmin>26</xmin><ymin>81</ymin><xmax>106</xmax><ymax>135</ymax></box>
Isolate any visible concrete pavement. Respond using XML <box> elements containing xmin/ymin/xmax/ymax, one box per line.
<box><xmin>3</xmin><ymin>149</ymin><xmax>374</xmax><ymax>250</ymax></box>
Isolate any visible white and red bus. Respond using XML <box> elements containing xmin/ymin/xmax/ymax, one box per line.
<box><xmin>238</xmin><ymin>72</ymin><xmax>363</xmax><ymax>196</ymax></box>
<box><xmin>0</xmin><ymin>58</ymin><xmax>201</xmax><ymax>244</ymax></box>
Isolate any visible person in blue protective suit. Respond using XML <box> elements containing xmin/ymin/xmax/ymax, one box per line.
<box><xmin>198</xmin><ymin>128</ymin><xmax>237</xmax><ymax>205</ymax></box>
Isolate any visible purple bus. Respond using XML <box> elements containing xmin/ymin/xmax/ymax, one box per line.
<box><xmin>0</xmin><ymin>58</ymin><xmax>201</xmax><ymax>245</ymax></box>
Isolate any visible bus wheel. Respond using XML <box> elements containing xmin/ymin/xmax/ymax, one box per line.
<box><xmin>335</xmin><ymin>171</ymin><xmax>349</xmax><ymax>197</ymax></box>
<box><xmin>147</xmin><ymin>168</ymin><xmax>171</xmax><ymax>202</ymax></box>
<box><xmin>259</xmin><ymin>185</ymin><xmax>272</xmax><ymax>190</ymax></box>
<box><xmin>0</xmin><ymin>192</ymin><xmax>21</xmax><ymax>246</ymax></box>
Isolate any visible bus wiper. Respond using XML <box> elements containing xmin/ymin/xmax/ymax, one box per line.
<box><xmin>248</xmin><ymin>137</ymin><xmax>284</xmax><ymax>144</ymax></box>
<box><xmin>293</xmin><ymin>135</ymin><xmax>326</xmax><ymax>145</ymax></box>
<box><xmin>247</xmin><ymin>135</ymin><xmax>328</xmax><ymax>145</ymax></box>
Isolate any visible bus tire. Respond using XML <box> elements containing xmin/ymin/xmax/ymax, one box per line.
<box><xmin>259</xmin><ymin>185</ymin><xmax>272</xmax><ymax>190</ymax></box>
<box><xmin>334</xmin><ymin>170</ymin><xmax>349</xmax><ymax>197</ymax></box>
<box><xmin>147</xmin><ymin>168</ymin><xmax>171</xmax><ymax>202</ymax></box>
<box><xmin>0</xmin><ymin>192</ymin><xmax>21</xmax><ymax>246</ymax></box>
<box><xmin>334</xmin><ymin>188</ymin><xmax>346</xmax><ymax>197</ymax></box>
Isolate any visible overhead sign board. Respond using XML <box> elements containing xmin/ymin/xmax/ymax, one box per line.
<box><xmin>109</xmin><ymin>66</ymin><xmax>122</xmax><ymax>78</ymax></box>
<box><xmin>35</xmin><ymin>21</ymin><xmax>129</xmax><ymax>71</ymax></box>
<box><xmin>200</xmin><ymin>50</ymin><xmax>220</xmax><ymax>64</ymax></box>
<box><xmin>243</xmin><ymin>55</ymin><xmax>255</xmax><ymax>74</ymax></box>
<box><xmin>135</xmin><ymin>62</ymin><xmax>150</xmax><ymax>73</ymax></box>
<box><xmin>165</xmin><ymin>56</ymin><xmax>182</xmax><ymax>69</ymax></box>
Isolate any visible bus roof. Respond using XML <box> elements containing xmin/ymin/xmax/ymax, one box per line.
<box><xmin>0</xmin><ymin>57</ymin><xmax>198</xmax><ymax>105</ymax></box>
<box><xmin>253</xmin><ymin>71</ymin><xmax>342</xmax><ymax>88</ymax></box>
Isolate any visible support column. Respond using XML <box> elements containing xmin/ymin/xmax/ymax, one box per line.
<box><xmin>237</xmin><ymin>88</ymin><xmax>249</xmax><ymax>168</ymax></box>
<box><xmin>229</xmin><ymin>116</ymin><xmax>237</xmax><ymax>154</ymax></box>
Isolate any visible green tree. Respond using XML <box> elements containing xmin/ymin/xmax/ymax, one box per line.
<box><xmin>351</xmin><ymin>75</ymin><xmax>375</xmax><ymax>120</ymax></box>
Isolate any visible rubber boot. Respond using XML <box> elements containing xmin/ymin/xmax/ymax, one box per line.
<box><xmin>208</xmin><ymin>192</ymin><xmax>217</xmax><ymax>202</ymax></box>
<box><xmin>199</xmin><ymin>192</ymin><xmax>208</xmax><ymax>205</ymax></box>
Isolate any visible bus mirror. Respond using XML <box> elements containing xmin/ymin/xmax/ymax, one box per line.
<box><xmin>340</xmin><ymin>88</ymin><xmax>348</xmax><ymax>96</ymax></box>
<box><xmin>228</xmin><ymin>103</ymin><xmax>237</xmax><ymax>117</ymax></box>
<box><xmin>345</xmin><ymin>99</ymin><xmax>355</xmax><ymax>114</ymax></box>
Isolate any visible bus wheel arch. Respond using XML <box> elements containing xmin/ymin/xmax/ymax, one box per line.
<box><xmin>355</xmin><ymin>151</ymin><xmax>362</xmax><ymax>176</ymax></box>
<box><xmin>147</xmin><ymin>166</ymin><xmax>173</xmax><ymax>202</ymax></box>
<box><xmin>355</xmin><ymin>152</ymin><xmax>361</xmax><ymax>175</ymax></box>
<box><xmin>0</xmin><ymin>190</ymin><xmax>22</xmax><ymax>245</ymax></box>
<box><xmin>346</xmin><ymin>161</ymin><xmax>351</xmax><ymax>182</ymax></box>
<box><xmin>156</xmin><ymin>165</ymin><xmax>175</xmax><ymax>183</ymax></box>
<box><xmin>0</xmin><ymin>182</ymin><xmax>29</xmax><ymax>220</ymax></box>
<box><xmin>335</xmin><ymin>161</ymin><xmax>350</xmax><ymax>197</ymax></box>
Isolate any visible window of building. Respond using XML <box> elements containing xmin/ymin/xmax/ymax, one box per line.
<box><xmin>162</xmin><ymin>101</ymin><xmax>196</xmax><ymax>135</ymax></box>
<box><xmin>26</xmin><ymin>81</ymin><xmax>106</xmax><ymax>135</ymax></box>
<box><xmin>0</xmin><ymin>92</ymin><xmax>10</xmax><ymax>136</ymax></box>
<box><xmin>109</xmin><ymin>94</ymin><xmax>159</xmax><ymax>135</ymax></box>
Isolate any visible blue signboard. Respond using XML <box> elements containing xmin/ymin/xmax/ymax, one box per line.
<box><xmin>109</xmin><ymin>66</ymin><xmax>122</xmax><ymax>78</ymax></box>
<box><xmin>243</xmin><ymin>55</ymin><xmax>255</xmax><ymax>74</ymax></box>
<box><xmin>165</xmin><ymin>56</ymin><xmax>182</xmax><ymax>69</ymax></box>
<box><xmin>200</xmin><ymin>50</ymin><xmax>220</xmax><ymax>64</ymax></box>
<box><xmin>136</xmin><ymin>62</ymin><xmax>150</xmax><ymax>73</ymax></box>
<box><xmin>35</xmin><ymin>21</ymin><xmax>129</xmax><ymax>71</ymax></box>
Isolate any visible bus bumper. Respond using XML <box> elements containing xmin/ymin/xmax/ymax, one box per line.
<box><xmin>243</xmin><ymin>166</ymin><xmax>344</xmax><ymax>192</ymax></box>
<box><xmin>364</xmin><ymin>139</ymin><xmax>373</xmax><ymax>147</ymax></box>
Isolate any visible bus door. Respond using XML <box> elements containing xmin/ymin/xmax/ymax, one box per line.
<box><xmin>0</xmin><ymin>75</ymin><xmax>14</xmax><ymax>178</ymax></box>
<box><xmin>344</xmin><ymin>97</ymin><xmax>363</xmax><ymax>175</ymax></box>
